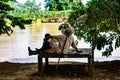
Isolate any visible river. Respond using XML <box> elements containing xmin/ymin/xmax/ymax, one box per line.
<box><xmin>0</xmin><ymin>23</ymin><xmax>120</xmax><ymax>63</ymax></box>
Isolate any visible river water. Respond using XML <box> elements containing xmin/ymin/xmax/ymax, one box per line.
<box><xmin>0</xmin><ymin>23</ymin><xmax>120</xmax><ymax>63</ymax></box>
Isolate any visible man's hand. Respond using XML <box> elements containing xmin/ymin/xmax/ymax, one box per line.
<box><xmin>75</xmin><ymin>48</ymin><xmax>82</xmax><ymax>53</ymax></box>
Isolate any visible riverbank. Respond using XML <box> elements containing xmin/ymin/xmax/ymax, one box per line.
<box><xmin>0</xmin><ymin>60</ymin><xmax>120</xmax><ymax>80</ymax></box>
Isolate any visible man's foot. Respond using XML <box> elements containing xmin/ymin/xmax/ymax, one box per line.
<box><xmin>28</xmin><ymin>47</ymin><xmax>31</xmax><ymax>51</ymax></box>
<box><xmin>28</xmin><ymin>47</ymin><xmax>33</xmax><ymax>56</ymax></box>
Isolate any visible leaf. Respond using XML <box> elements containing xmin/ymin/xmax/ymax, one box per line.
<box><xmin>115</xmin><ymin>35</ymin><xmax>120</xmax><ymax>49</ymax></box>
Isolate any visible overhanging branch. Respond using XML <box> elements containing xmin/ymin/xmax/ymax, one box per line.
<box><xmin>103</xmin><ymin>1</ymin><xmax>120</xmax><ymax>34</ymax></box>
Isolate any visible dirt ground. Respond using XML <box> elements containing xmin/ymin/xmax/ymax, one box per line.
<box><xmin>0</xmin><ymin>60</ymin><xmax>120</xmax><ymax>80</ymax></box>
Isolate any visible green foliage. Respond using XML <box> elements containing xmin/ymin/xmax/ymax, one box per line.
<box><xmin>68</xmin><ymin>0</ymin><xmax>120</xmax><ymax>57</ymax></box>
<box><xmin>11</xmin><ymin>0</ymin><xmax>41</xmax><ymax>21</ymax></box>
<box><xmin>8</xmin><ymin>0</ymin><xmax>41</xmax><ymax>23</ymax></box>
<box><xmin>0</xmin><ymin>0</ymin><xmax>15</xmax><ymax>35</ymax></box>
<box><xmin>45</xmin><ymin>0</ymin><xmax>78</xmax><ymax>11</ymax></box>
<box><xmin>0</xmin><ymin>0</ymin><xmax>32</xmax><ymax>35</ymax></box>
<box><xmin>115</xmin><ymin>35</ymin><xmax>120</xmax><ymax>49</ymax></box>
<box><xmin>40</xmin><ymin>10</ymin><xmax>72</xmax><ymax>23</ymax></box>
<box><xmin>40</xmin><ymin>10</ymin><xmax>71</xmax><ymax>18</ymax></box>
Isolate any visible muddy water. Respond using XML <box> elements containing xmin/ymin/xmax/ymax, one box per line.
<box><xmin>0</xmin><ymin>23</ymin><xmax>120</xmax><ymax>63</ymax></box>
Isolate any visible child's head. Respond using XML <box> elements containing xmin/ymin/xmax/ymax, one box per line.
<box><xmin>44</xmin><ymin>33</ymin><xmax>53</xmax><ymax>40</ymax></box>
<box><xmin>45</xmin><ymin>33</ymin><xmax>51</xmax><ymax>38</ymax></box>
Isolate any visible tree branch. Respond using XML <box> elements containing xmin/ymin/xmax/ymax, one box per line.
<box><xmin>103</xmin><ymin>1</ymin><xmax>120</xmax><ymax>34</ymax></box>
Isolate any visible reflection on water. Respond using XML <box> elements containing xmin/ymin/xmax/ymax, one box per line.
<box><xmin>0</xmin><ymin>23</ymin><xmax>120</xmax><ymax>63</ymax></box>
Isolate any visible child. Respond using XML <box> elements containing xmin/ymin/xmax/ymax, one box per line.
<box><xmin>28</xmin><ymin>33</ymin><xmax>53</xmax><ymax>56</ymax></box>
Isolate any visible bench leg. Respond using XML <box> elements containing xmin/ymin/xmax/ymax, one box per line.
<box><xmin>38</xmin><ymin>54</ymin><xmax>43</xmax><ymax>74</ymax></box>
<box><xmin>88</xmin><ymin>57</ymin><xmax>93</xmax><ymax>76</ymax></box>
<box><xmin>45</xmin><ymin>58</ymin><xmax>49</xmax><ymax>66</ymax></box>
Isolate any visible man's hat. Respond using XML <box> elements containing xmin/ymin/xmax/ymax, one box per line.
<box><xmin>61</xmin><ymin>27</ymin><xmax>74</xmax><ymax>36</ymax></box>
<box><xmin>59</xmin><ymin>23</ymin><xmax>74</xmax><ymax>36</ymax></box>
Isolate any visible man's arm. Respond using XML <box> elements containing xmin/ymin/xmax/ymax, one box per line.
<box><xmin>71</xmin><ymin>41</ymin><xmax>82</xmax><ymax>53</ymax></box>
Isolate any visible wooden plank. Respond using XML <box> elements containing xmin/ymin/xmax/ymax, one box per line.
<box><xmin>41</xmin><ymin>48</ymin><xmax>92</xmax><ymax>58</ymax></box>
<box><xmin>42</xmin><ymin>53</ymin><xmax>91</xmax><ymax>58</ymax></box>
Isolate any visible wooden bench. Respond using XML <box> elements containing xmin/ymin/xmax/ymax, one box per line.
<box><xmin>38</xmin><ymin>48</ymin><xmax>94</xmax><ymax>75</ymax></box>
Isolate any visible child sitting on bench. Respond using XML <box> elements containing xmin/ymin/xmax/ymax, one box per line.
<box><xmin>28</xmin><ymin>33</ymin><xmax>55</xmax><ymax>56</ymax></box>
<box><xmin>28</xmin><ymin>33</ymin><xmax>61</xmax><ymax>56</ymax></box>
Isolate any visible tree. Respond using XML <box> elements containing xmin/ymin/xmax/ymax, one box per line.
<box><xmin>0</xmin><ymin>0</ymin><xmax>32</xmax><ymax>35</ymax></box>
<box><xmin>11</xmin><ymin>0</ymin><xmax>41</xmax><ymax>20</ymax></box>
<box><xmin>44</xmin><ymin>0</ymin><xmax>77</xmax><ymax>11</ymax></box>
<box><xmin>24</xmin><ymin>0</ymin><xmax>41</xmax><ymax>20</ymax></box>
<box><xmin>68</xmin><ymin>0</ymin><xmax>120</xmax><ymax>57</ymax></box>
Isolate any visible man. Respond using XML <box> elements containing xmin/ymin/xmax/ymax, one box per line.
<box><xmin>53</xmin><ymin>27</ymin><xmax>81</xmax><ymax>53</ymax></box>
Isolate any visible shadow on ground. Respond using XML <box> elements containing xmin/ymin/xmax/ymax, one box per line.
<box><xmin>31</xmin><ymin>64</ymin><xmax>90</xmax><ymax>78</ymax></box>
